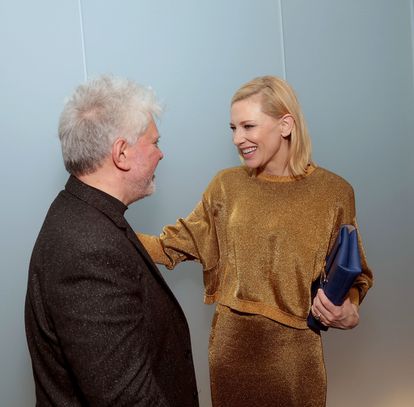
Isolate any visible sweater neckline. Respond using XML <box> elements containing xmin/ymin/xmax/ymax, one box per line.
<box><xmin>251</xmin><ymin>164</ymin><xmax>317</xmax><ymax>183</ymax></box>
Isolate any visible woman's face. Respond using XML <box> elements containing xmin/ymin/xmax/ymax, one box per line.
<box><xmin>230</xmin><ymin>94</ymin><xmax>290</xmax><ymax>175</ymax></box>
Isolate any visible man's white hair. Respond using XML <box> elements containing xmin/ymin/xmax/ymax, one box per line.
<box><xmin>58</xmin><ymin>75</ymin><xmax>162</xmax><ymax>175</ymax></box>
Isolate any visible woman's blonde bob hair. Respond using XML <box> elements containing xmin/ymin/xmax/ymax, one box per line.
<box><xmin>231</xmin><ymin>76</ymin><xmax>312</xmax><ymax>176</ymax></box>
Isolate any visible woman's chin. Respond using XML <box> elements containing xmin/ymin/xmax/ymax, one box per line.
<box><xmin>239</xmin><ymin>156</ymin><xmax>258</xmax><ymax>169</ymax></box>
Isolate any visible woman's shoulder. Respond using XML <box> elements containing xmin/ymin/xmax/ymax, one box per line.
<box><xmin>207</xmin><ymin>166</ymin><xmax>250</xmax><ymax>186</ymax></box>
<box><xmin>203</xmin><ymin>166</ymin><xmax>249</xmax><ymax>197</ymax></box>
<box><xmin>313</xmin><ymin>166</ymin><xmax>354</xmax><ymax>193</ymax></box>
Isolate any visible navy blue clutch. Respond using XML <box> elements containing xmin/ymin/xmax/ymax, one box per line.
<box><xmin>307</xmin><ymin>225</ymin><xmax>362</xmax><ymax>332</ymax></box>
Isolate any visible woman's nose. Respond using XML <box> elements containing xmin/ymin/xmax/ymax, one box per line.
<box><xmin>232</xmin><ymin>129</ymin><xmax>244</xmax><ymax>146</ymax></box>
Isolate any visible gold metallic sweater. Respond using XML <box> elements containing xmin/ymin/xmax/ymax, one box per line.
<box><xmin>138</xmin><ymin>165</ymin><xmax>373</xmax><ymax>329</ymax></box>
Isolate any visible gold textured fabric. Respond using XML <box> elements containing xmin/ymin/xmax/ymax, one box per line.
<box><xmin>209</xmin><ymin>304</ymin><xmax>326</xmax><ymax>407</ymax></box>
<box><xmin>138</xmin><ymin>165</ymin><xmax>373</xmax><ymax>330</ymax></box>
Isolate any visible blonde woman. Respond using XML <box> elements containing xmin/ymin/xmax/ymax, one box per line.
<box><xmin>139</xmin><ymin>76</ymin><xmax>373</xmax><ymax>406</ymax></box>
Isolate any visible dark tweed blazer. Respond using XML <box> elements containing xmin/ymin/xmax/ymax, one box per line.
<box><xmin>25</xmin><ymin>176</ymin><xmax>199</xmax><ymax>406</ymax></box>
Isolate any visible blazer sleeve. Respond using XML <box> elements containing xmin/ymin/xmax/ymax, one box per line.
<box><xmin>49</xmin><ymin>244</ymin><xmax>169</xmax><ymax>407</ymax></box>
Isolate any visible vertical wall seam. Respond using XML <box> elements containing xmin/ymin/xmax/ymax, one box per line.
<box><xmin>278</xmin><ymin>0</ymin><xmax>287</xmax><ymax>80</ymax></box>
<box><xmin>78</xmin><ymin>0</ymin><xmax>88</xmax><ymax>81</ymax></box>
<box><xmin>411</xmin><ymin>0</ymin><xmax>414</xmax><ymax>92</ymax></box>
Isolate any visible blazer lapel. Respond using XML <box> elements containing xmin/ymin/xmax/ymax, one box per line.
<box><xmin>124</xmin><ymin>225</ymin><xmax>165</xmax><ymax>280</ymax></box>
<box><xmin>65</xmin><ymin>176</ymin><xmax>176</xmax><ymax>296</ymax></box>
<box><xmin>124</xmin><ymin>225</ymin><xmax>188</xmax><ymax>311</ymax></box>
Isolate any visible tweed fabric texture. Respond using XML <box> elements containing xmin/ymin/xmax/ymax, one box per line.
<box><xmin>139</xmin><ymin>165</ymin><xmax>373</xmax><ymax>329</ymax></box>
<box><xmin>25</xmin><ymin>176</ymin><xmax>199</xmax><ymax>406</ymax></box>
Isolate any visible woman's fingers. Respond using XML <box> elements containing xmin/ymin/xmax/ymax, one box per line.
<box><xmin>312</xmin><ymin>290</ymin><xmax>359</xmax><ymax>329</ymax></box>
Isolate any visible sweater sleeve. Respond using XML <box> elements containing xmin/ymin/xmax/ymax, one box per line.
<box><xmin>138</xmin><ymin>191</ymin><xmax>220</xmax><ymax>272</ymax></box>
<box><xmin>344</xmin><ymin>186</ymin><xmax>373</xmax><ymax>306</ymax></box>
<box><xmin>348</xmin><ymin>218</ymin><xmax>373</xmax><ymax>305</ymax></box>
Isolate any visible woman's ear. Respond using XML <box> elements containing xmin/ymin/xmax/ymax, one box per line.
<box><xmin>112</xmin><ymin>138</ymin><xmax>130</xmax><ymax>171</ymax></box>
<box><xmin>280</xmin><ymin>114</ymin><xmax>294</xmax><ymax>138</ymax></box>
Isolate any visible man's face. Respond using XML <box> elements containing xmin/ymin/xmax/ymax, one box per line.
<box><xmin>127</xmin><ymin>118</ymin><xmax>163</xmax><ymax>200</ymax></box>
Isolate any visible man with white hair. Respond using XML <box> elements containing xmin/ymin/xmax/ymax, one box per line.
<box><xmin>25</xmin><ymin>76</ymin><xmax>199</xmax><ymax>406</ymax></box>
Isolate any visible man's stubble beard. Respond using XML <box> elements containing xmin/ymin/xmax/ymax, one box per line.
<box><xmin>134</xmin><ymin>176</ymin><xmax>156</xmax><ymax>201</ymax></box>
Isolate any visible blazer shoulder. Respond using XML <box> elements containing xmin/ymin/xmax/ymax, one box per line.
<box><xmin>37</xmin><ymin>191</ymin><xmax>125</xmax><ymax>253</ymax></box>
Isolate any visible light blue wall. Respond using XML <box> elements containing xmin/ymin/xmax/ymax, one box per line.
<box><xmin>282</xmin><ymin>1</ymin><xmax>414</xmax><ymax>405</ymax></box>
<box><xmin>0</xmin><ymin>1</ymin><xmax>413</xmax><ymax>406</ymax></box>
<box><xmin>80</xmin><ymin>2</ymin><xmax>284</xmax><ymax>405</ymax></box>
<box><xmin>0</xmin><ymin>1</ymin><xmax>84</xmax><ymax>406</ymax></box>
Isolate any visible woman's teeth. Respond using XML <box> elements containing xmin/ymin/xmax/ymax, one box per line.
<box><xmin>242</xmin><ymin>147</ymin><xmax>257</xmax><ymax>155</ymax></box>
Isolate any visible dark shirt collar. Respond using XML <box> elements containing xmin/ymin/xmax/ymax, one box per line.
<box><xmin>65</xmin><ymin>175</ymin><xmax>129</xmax><ymax>229</ymax></box>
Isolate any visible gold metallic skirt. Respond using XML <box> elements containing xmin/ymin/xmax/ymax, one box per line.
<box><xmin>209</xmin><ymin>304</ymin><xmax>327</xmax><ymax>407</ymax></box>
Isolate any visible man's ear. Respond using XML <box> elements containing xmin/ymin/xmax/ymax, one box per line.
<box><xmin>112</xmin><ymin>138</ymin><xmax>130</xmax><ymax>171</ymax></box>
<box><xmin>280</xmin><ymin>114</ymin><xmax>294</xmax><ymax>138</ymax></box>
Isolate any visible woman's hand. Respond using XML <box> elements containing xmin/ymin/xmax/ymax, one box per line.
<box><xmin>311</xmin><ymin>289</ymin><xmax>359</xmax><ymax>329</ymax></box>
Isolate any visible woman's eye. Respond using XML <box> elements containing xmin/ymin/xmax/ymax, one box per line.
<box><xmin>230</xmin><ymin>126</ymin><xmax>236</xmax><ymax>132</ymax></box>
<box><xmin>244</xmin><ymin>124</ymin><xmax>255</xmax><ymax>129</ymax></box>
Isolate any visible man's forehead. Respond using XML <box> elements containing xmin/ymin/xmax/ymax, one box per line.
<box><xmin>141</xmin><ymin>118</ymin><xmax>158</xmax><ymax>139</ymax></box>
